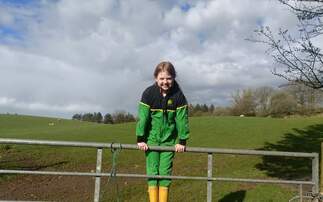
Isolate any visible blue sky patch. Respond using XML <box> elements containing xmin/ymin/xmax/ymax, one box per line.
<box><xmin>0</xmin><ymin>0</ymin><xmax>37</xmax><ymax>6</ymax></box>
<box><xmin>0</xmin><ymin>25</ymin><xmax>24</xmax><ymax>43</ymax></box>
<box><xmin>0</xmin><ymin>0</ymin><xmax>47</xmax><ymax>44</ymax></box>
<box><xmin>180</xmin><ymin>2</ymin><xmax>191</xmax><ymax>12</ymax></box>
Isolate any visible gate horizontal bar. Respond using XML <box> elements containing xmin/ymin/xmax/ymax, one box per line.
<box><xmin>0</xmin><ymin>138</ymin><xmax>317</xmax><ymax>157</ymax></box>
<box><xmin>0</xmin><ymin>169</ymin><xmax>314</xmax><ymax>185</ymax></box>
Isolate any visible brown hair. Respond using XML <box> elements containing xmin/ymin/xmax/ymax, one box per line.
<box><xmin>154</xmin><ymin>61</ymin><xmax>176</xmax><ymax>78</ymax></box>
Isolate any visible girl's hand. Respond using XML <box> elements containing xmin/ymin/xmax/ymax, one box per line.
<box><xmin>175</xmin><ymin>144</ymin><xmax>185</xmax><ymax>152</ymax></box>
<box><xmin>137</xmin><ymin>142</ymin><xmax>148</xmax><ymax>151</ymax></box>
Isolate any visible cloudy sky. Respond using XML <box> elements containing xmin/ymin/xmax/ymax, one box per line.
<box><xmin>0</xmin><ymin>0</ymin><xmax>299</xmax><ymax>118</ymax></box>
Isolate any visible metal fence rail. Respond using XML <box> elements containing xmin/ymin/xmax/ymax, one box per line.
<box><xmin>0</xmin><ymin>138</ymin><xmax>319</xmax><ymax>202</ymax></box>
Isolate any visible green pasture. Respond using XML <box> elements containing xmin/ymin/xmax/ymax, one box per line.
<box><xmin>1</xmin><ymin>114</ymin><xmax>323</xmax><ymax>201</ymax></box>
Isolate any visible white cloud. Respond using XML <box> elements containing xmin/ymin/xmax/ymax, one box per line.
<box><xmin>0</xmin><ymin>97</ymin><xmax>16</xmax><ymax>105</ymax></box>
<box><xmin>0</xmin><ymin>0</ymin><xmax>300</xmax><ymax>118</ymax></box>
<box><xmin>0</xmin><ymin>96</ymin><xmax>102</xmax><ymax>112</ymax></box>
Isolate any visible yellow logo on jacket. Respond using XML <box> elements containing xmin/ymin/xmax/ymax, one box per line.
<box><xmin>167</xmin><ymin>99</ymin><xmax>173</xmax><ymax>106</ymax></box>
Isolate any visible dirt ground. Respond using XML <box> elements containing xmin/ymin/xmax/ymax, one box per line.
<box><xmin>0</xmin><ymin>148</ymin><xmax>147</xmax><ymax>202</ymax></box>
<box><xmin>0</xmin><ymin>174</ymin><xmax>95</xmax><ymax>201</ymax></box>
<box><xmin>0</xmin><ymin>173</ymin><xmax>146</xmax><ymax>202</ymax></box>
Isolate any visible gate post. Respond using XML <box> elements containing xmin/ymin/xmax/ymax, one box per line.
<box><xmin>320</xmin><ymin>142</ymin><xmax>323</xmax><ymax>194</ymax></box>
<box><xmin>94</xmin><ymin>148</ymin><xmax>103</xmax><ymax>202</ymax></box>
<box><xmin>207</xmin><ymin>153</ymin><xmax>213</xmax><ymax>202</ymax></box>
<box><xmin>313</xmin><ymin>152</ymin><xmax>319</xmax><ymax>194</ymax></box>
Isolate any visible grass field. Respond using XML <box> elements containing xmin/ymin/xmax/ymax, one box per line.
<box><xmin>0</xmin><ymin>114</ymin><xmax>323</xmax><ymax>201</ymax></box>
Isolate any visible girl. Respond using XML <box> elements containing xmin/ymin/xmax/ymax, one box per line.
<box><xmin>136</xmin><ymin>61</ymin><xmax>190</xmax><ymax>202</ymax></box>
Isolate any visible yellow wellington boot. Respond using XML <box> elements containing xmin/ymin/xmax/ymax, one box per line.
<box><xmin>159</xmin><ymin>186</ymin><xmax>169</xmax><ymax>202</ymax></box>
<box><xmin>148</xmin><ymin>186</ymin><xmax>158</xmax><ymax>202</ymax></box>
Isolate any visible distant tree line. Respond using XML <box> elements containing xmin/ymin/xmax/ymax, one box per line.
<box><xmin>190</xmin><ymin>82</ymin><xmax>323</xmax><ymax>118</ymax></box>
<box><xmin>188</xmin><ymin>104</ymin><xmax>215</xmax><ymax>117</ymax></box>
<box><xmin>75</xmin><ymin>82</ymin><xmax>323</xmax><ymax>122</ymax></box>
<box><xmin>72</xmin><ymin>111</ymin><xmax>135</xmax><ymax>124</ymax></box>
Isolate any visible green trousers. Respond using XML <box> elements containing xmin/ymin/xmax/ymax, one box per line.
<box><xmin>145</xmin><ymin>150</ymin><xmax>175</xmax><ymax>187</ymax></box>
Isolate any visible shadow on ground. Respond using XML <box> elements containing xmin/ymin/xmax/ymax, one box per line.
<box><xmin>256</xmin><ymin>124</ymin><xmax>323</xmax><ymax>180</ymax></box>
<box><xmin>0</xmin><ymin>149</ymin><xmax>69</xmax><ymax>171</ymax></box>
<box><xmin>219</xmin><ymin>190</ymin><xmax>246</xmax><ymax>202</ymax></box>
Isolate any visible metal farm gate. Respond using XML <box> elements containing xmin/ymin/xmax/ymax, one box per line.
<box><xmin>0</xmin><ymin>138</ymin><xmax>319</xmax><ymax>202</ymax></box>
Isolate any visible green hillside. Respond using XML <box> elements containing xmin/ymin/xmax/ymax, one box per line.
<box><xmin>0</xmin><ymin>114</ymin><xmax>322</xmax><ymax>201</ymax></box>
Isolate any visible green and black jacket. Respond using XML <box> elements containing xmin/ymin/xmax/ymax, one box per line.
<box><xmin>136</xmin><ymin>81</ymin><xmax>189</xmax><ymax>146</ymax></box>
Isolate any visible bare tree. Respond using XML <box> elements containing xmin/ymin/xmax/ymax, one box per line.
<box><xmin>231</xmin><ymin>89</ymin><xmax>257</xmax><ymax>116</ymax></box>
<box><xmin>279</xmin><ymin>0</ymin><xmax>323</xmax><ymax>34</ymax></box>
<box><xmin>282</xmin><ymin>81</ymin><xmax>323</xmax><ymax>113</ymax></box>
<box><xmin>254</xmin><ymin>86</ymin><xmax>275</xmax><ymax>116</ymax></box>
<box><xmin>251</xmin><ymin>0</ymin><xmax>323</xmax><ymax>89</ymax></box>
<box><xmin>270</xmin><ymin>91</ymin><xmax>298</xmax><ymax>117</ymax></box>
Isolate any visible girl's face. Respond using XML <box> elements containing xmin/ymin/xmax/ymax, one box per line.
<box><xmin>155</xmin><ymin>71</ymin><xmax>174</xmax><ymax>92</ymax></box>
